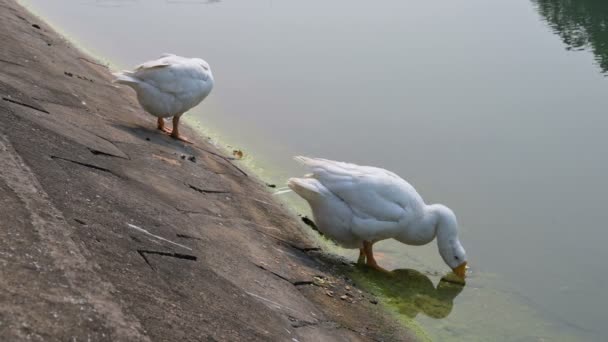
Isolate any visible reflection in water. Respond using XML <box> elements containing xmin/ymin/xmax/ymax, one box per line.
<box><xmin>532</xmin><ymin>0</ymin><xmax>608</xmax><ymax>72</ymax></box>
<box><xmin>357</xmin><ymin>268</ymin><xmax>464</xmax><ymax>320</ymax></box>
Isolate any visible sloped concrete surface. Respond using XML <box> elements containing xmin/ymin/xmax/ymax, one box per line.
<box><xmin>0</xmin><ymin>1</ymin><xmax>415</xmax><ymax>341</ymax></box>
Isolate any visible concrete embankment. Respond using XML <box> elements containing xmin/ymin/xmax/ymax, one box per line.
<box><xmin>0</xmin><ymin>1</ymin><xmax>415</xmax><ymax>340</ymax></box>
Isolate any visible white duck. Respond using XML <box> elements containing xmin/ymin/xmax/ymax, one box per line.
<box><xmin>113</xmin><ymin>54</ymin><xmax>214</xmax><ymax>142</ymax></box>
<box><xmin>288</xmin><ymin>156</ymin><xmax>468</xmax><ymax>278</ymax></box>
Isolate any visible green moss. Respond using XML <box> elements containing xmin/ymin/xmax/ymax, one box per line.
<box><xmin>349</xmin><ymin>267</ymin><xmax>466</xmax><ymax>341</ymax></box>
<box><xmin>348</xmin><ymin>265</ymin><xmax>590</xmax><ymax>342</ymax></box>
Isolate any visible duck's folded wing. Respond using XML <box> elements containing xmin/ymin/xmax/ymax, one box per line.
<box><xmin>134</xmin><ymin>54</ymin><xmax>185</xmax><ymax>71</ymax></box>
<box><xmin>295</xmin><ymin>157</ymin><xmax>423</xmax><ymax>222</ymax></box>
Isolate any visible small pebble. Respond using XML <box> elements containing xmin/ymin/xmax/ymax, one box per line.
<box><xmin>325</xmin><ymin>291</ymin><xmax>334</xmax><ymax>297</ymax></box>
<box><xmin>340</xmin><ymin>295</ymin><xmax>348</xmax><ymax>301</ymax></box>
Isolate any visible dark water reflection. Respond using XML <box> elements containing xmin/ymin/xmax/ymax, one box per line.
<box><xmin>358</xmin><ymin>268</ymin><xmax>465</xmax><ymax>320</ymax></box>
<box><xmin>533</xmin><ymin>0</ymin><xmax>608</xmax><ymax>72</ymax></box>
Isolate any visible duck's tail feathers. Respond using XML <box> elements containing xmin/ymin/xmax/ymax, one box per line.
<box><xmin>287</xmin><ymin>177</ymin><xmax>324</xmax><ymax>202</ymax></box>
<box><xmin>294</xmin><ymin>156</ymin><xmax>317</xmax><ymax>167</ymax></box>
<box><xmin>294</xmin><ymin>156</ymin><xmax>335</xmax><ymax>172</ymax></box>
<box><xmin>112</xmin><ymin>71</ymin><xmax>139</xmax><ymax>85</ymax></box>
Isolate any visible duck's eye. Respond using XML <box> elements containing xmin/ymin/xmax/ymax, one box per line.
<box><xmin>455</xmin><ymin>256</ymin><xmax>460</xmax><ymax>260</ymax></box>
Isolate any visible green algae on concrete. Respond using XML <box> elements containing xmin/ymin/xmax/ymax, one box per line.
<box><xmin>349</xmin><ymin>267</ymin><xmax>460</xmax><ymax>342</ymax></box>
<box><xmin>349</xmin><ymin>264</ymin><xmax>591</xmax><ymax>342</ymax></box>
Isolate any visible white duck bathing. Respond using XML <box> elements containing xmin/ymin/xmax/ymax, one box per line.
<box><xmin>288</xmin><ymin>156</ymin><xmax>468</xmax><ymax>278</ymax></box>
<box><xmin>113</xmin><ymin>54</ymin><xmax>214</xmax><ymax>142</ymax></box>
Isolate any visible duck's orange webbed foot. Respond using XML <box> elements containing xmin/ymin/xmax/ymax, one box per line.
<box><xmin>363</xmin><ymin>241</ymin><xmax>391</xmax><ymax>273</ymax></box>
<box><xmin>170</xmin><ymin>132</ymin><xmax>192</xmax><ymax>144</ymax></box>
<box><xmin>157</xmin><ymin>118</ymin><xmax>172</xmax><ymax>134</ymax></box>
<box><xmin>366</xmin><ymin>260</ymin><xmax>391</xmax><ymax>273</ymax></box>
<box><xmin>170</xmin><ymin>116</ymin><xmax>192</xmax><ymax>144</ymax></box>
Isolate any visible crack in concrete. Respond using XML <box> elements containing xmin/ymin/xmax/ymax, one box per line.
<box><xmin>253</xmin><ymin>263</ymin><xmax>316</xmax><ymax>288</ymax></box>
<box><xmin>254</xmin><ymin>263</ymin><xmax>292</xmax><ymax>283</ymax></box>
<box><xmin>88</xmin><ymin>147</ymin><xmax>128</xmax><ymax>160</ymax></box>
<box><xmin>50</xmin><ymin>155</ymin><xmax>122</xmax><ymax>178</ymax></box>
<box><xmin>2</xmin><ymin>96</ymin><xmax>49</xmax><ymax>114</ymax></box>
<box><xmin>137</xmin><ymin>249</ymin><xmax>197</xmax><ymax>271</ymax></box>
<box><xmin>176</xmin><ymin>233</ymin><xmax>202</xmax><ymax>240</ymax></box>
<box><xmin>83</xmin><ymin>131</ymin><xmax>131</xmax><ymax>160</ymax></box>
<box><xmin>0</xmin><ymin>58</ymin><xmax>24</xmax><ymax>67</ymax></box>
<box><xmin>292</xmin><ymin>280</ymin><xmax>314</xmax><ymax>286</ymax></box>
<box><xmin>188</xmin><ymin>184</ymin><xmax>230</xmax><ymax>194</ymax></box>
<box><xmin>73</xmin><ymin>218</ymin><xmax>87</xmax><ymax>225</ymax></box>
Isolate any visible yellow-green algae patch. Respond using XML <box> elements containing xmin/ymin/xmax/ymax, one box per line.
<box><xmin>349</xmin><ymin>267</ymin><xmax>457</xmax><ymax>342</ymax></box>
<box><xmin>348</xmin><ymin>264</ymin><xmax>588</xmax><ymax>342</ymax></box>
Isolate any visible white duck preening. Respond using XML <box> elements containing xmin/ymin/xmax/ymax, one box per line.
<box><xmin>288</xmin><ymin>156</ymin><xmax>468</xmax><ymax>278</ymax></box>
<box><xmin>113</xmin><ymin>54</ymin><xmax>214</xmax><ymax>142</ymax></box>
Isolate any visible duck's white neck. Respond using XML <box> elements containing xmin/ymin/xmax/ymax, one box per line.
<box><xmin>425</xmin><ymin>204</ymin><xmax>465</xmax><ymax>269</ymax></box>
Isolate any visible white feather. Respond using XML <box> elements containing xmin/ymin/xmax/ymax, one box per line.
<box><xmin>289</xmin><ymin>156</ymin><xmax>467</xmax><ymax>270</ymax></box>
<box><xmin>113</xmin><ymin>54</ymin><xmax>214</xmax><ymax>119</ymax></box>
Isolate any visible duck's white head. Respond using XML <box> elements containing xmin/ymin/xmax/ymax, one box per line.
<box><xmin>430</xmin><ymin>204</ymin><xmax>468</xmax><ymax>278</ymax></box>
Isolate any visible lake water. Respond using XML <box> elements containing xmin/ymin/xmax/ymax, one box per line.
<box><xmin>21</xmin><ymin>0</ymin><xmax>608</xmax><ymax>340</ymax></box>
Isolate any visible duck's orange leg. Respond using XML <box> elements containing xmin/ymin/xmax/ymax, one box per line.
<box><xmin>363</xmin><ymin>241</ymin><xmax>389</xmax><ymax>273</ymax></box>
<box><xmin>157</xmin><ymin>117</ymin><xmax>172</xmax><ymax>134</ymax></box>
<box><xmin>170</xmin><ymin>115</ymin><xmax>191</xmax><ymax>144</ymax></box>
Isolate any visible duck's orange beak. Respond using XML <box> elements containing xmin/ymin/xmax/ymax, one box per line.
<box><xmin>452</xmin><ymin>262</ymin><xmax>467</xmax><ymax>278</ymax></box>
